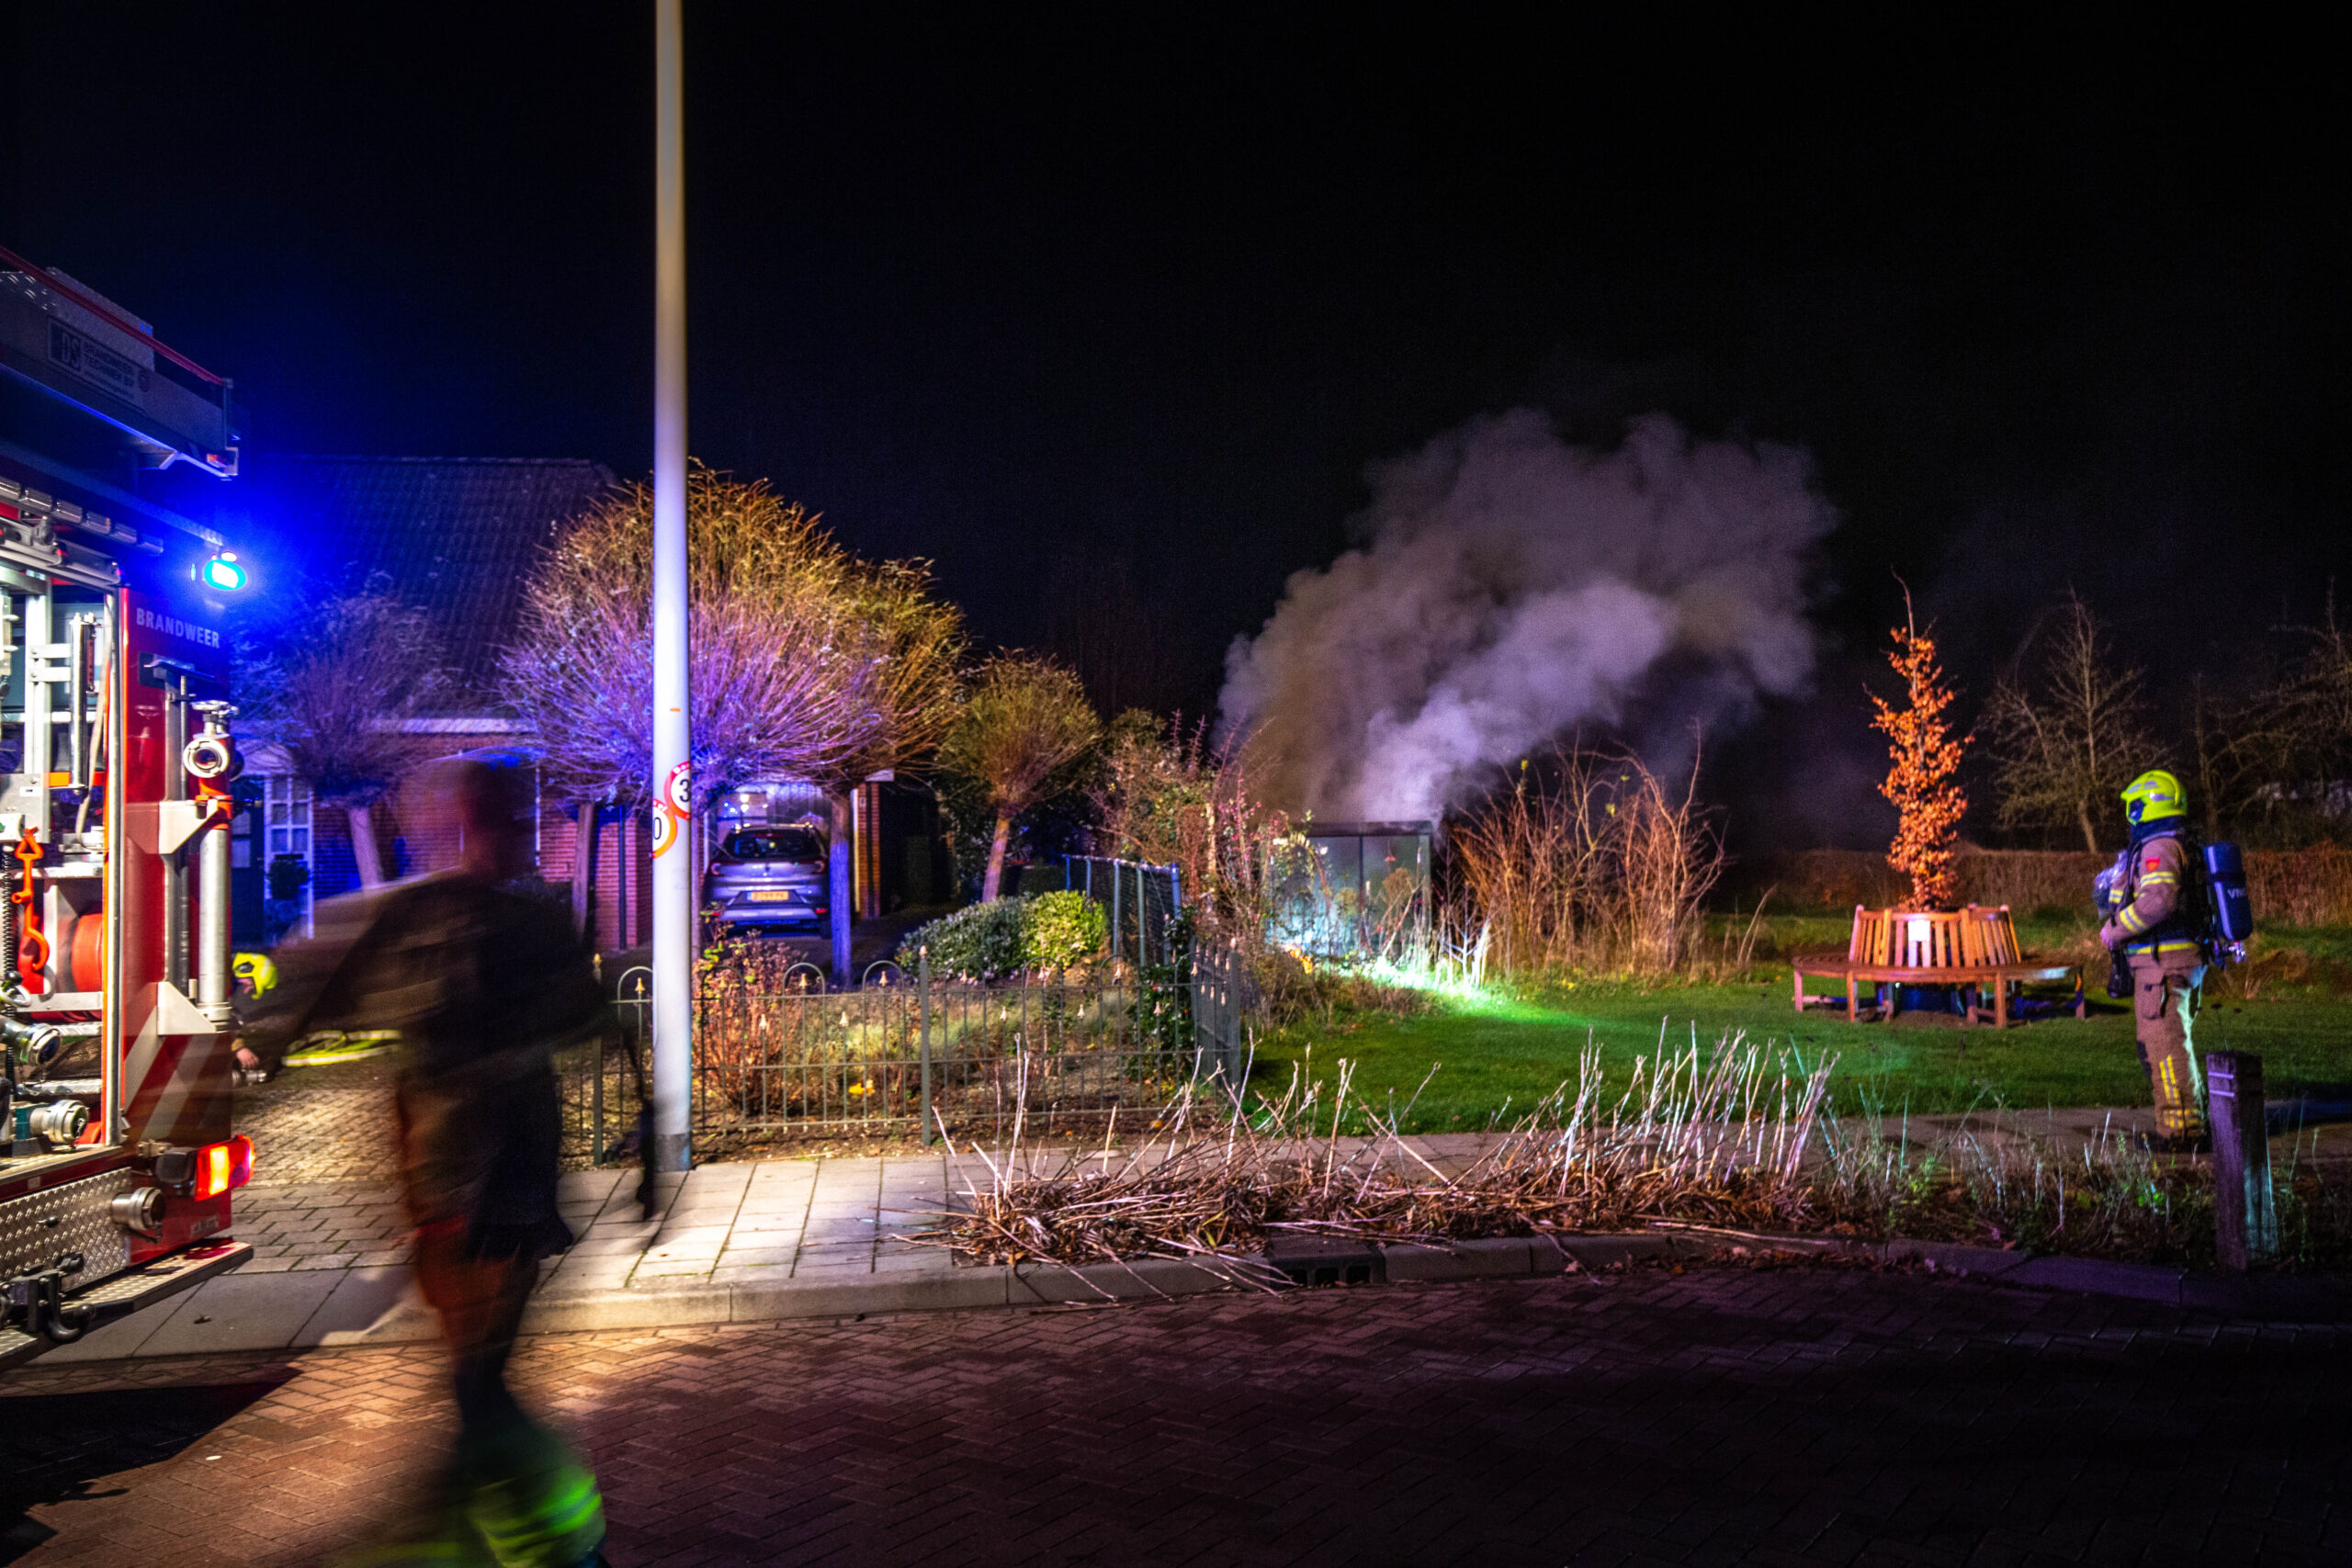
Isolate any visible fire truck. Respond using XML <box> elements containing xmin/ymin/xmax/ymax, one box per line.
<box><xmin>0</xmin><ymin>245</ymin><xmax>256</xmax><ymax>1370</ymax></box>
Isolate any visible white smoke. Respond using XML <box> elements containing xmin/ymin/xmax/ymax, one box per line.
<box><xmin>1218</xmin><ymin>410</ymin><xmax>1835</xmax><ymax>819</ymax></box>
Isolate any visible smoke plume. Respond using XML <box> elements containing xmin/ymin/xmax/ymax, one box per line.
<box><xmin>1218</xmin><ymin>410</ymin><xmax>1835</xmax><ymax>819</ymax></box>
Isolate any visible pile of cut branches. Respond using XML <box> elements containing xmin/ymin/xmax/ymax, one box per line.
<box><xmin>911</xmin><ymin>1036</ymin><xmax>1834</xmax><ymax>1269</ymax></box>
<box><xmin>908</xmin><ymin>1035</ymin><xmax>2352</xmax><ymax>1274</ymax></box>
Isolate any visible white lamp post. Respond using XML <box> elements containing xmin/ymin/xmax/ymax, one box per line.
<box><xmin>650</xmin><ymin>0</ymin><xmax>693</xmax><ymax>1170</ymax></box>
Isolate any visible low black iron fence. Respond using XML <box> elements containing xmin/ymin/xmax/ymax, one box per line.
<box><xmin>560</xmin><ymin>949</ymin><xmax>1249</xmax><ymax>1164</ymax></box>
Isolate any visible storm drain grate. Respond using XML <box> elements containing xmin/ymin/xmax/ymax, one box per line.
<box><xmin>1264</xmin><ymin>1236</ymin><xmax>1385</xmax><ymax>1288</ymax></box>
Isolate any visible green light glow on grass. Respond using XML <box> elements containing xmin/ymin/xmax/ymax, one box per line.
<box><xmin>1342</xmin><ymin>953</ymin><xmax>1503</xmax><ymax>1008</ymax></box>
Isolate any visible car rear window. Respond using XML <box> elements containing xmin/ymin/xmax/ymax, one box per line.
<box><xmin>721</xmin><ymin>829</ymin><xmax>822</xmax><ymax>863</ymax></box>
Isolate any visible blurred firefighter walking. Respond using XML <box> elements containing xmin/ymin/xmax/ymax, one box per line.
<box><xmin>243</xmin><ymin>754</ymin><xmax>611</xmax><ymax>1567</ymax></box>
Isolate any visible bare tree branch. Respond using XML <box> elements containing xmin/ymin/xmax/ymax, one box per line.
<box><xmin>1981</xmin><ymin>591</ymin><xmax>2163</xmax><ymax>851</ymax></box>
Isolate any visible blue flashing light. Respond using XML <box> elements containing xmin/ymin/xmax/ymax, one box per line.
<box><xmin>200</xmin><ymin>553</ymin><xmax>248</xmax><ymax>592</ymax></box>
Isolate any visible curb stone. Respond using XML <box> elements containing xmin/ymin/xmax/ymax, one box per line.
<box><xmin>537</xmin><ymin>1231</ymin><xmax>2348</xmax><ymax>1325</ymax></box>
<box><xmin>38</xmin><ymin>1229</ymin><xmax>2351</xmax><ymax>1364</ymax></box>
<box><xmin>1659</xmin><ymin>1227</ymin><xmax>2351</xmax><ymax>1317</ymax></box>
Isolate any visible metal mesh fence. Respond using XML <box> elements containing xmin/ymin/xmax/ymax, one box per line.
<box><xmin>1061</xmin><ymin>856</ymin><xmax>1182</xmax><ymax>969</ymax></box>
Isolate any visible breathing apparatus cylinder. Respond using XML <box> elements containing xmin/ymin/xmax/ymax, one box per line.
<box><xmin>2202</xmin><ymin>841</ymin><xmax>2254</xmax><ymax>942</ymax></box>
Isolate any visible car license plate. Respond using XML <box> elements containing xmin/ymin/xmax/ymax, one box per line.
<box><xmin>747</xmin><ymin>890</ymin><xmax>795</xmax><ymax>903</ymax></box>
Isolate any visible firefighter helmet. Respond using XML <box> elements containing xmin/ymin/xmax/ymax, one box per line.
<box><xmin>232</xmin><ymin>951</ymin><xmax>279</xmax><ymax>997</ymax></box>
<box><xmin>2120</xmin><ymin>769</ymin><xmax>2187</xmax><ymax>826</ymax></box>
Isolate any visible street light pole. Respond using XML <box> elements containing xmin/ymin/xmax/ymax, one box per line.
<box><xmin>650</xmin><ymin>0</ymin><xmax>693</xmax><ymax>1171</ymax></box>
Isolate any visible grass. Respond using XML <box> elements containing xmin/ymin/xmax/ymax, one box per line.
<box><xmin>1248</xmin><ymin>912</ymin><xmax>2352</xmax><ymax>1132</ymax></box>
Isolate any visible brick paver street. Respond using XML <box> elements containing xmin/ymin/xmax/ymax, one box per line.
<box><xmin>235</xmin><ymin>1054</ymin><xmax>400</xmax><ymax>1188</ymax></box>
<box><xmin>6</xmin><ymin>1261</ymin><xmax>2344</xmax><ymax>1565</ymax></box>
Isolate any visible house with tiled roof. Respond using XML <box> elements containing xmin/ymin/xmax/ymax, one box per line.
<box><xmin>224</xmin><ymin>457</ymin><xmax>655</xmax><ymax>946</ymax></box>
<box><xmin>222</xmin><ymin>454</ymin><xmax>952</xmax><ymax>957</ymax></box>
<box><xmin>236</xmin><ymin>456</ymin><xmax>615</xmax><ymax>696</ymax></box>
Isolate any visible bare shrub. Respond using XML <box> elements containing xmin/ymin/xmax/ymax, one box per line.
<box><xmin>1093</xmin><ymin>716</ymin><xmax>1313</xmax><ymax>957</ymax></box>
<box><xmin>1743</xmin><ymin>843</ymin><xmax>2352</xmax><ymax>929</ymax></box>
<box><xmin>1448</xmin><ymin>746</ymin><xmax>1724</xmax><ymax>979</ymax></box>
<box><xmin>695</xmin><ymin>929</ymin><xmax>826</xmax><ymax>1112</ymax></box>
<box><xmin>919</xmin><ymin>1034</ymin><xmax>1834</xmax><ymax>1268</ymax></box>
<box><xmin>1618</xmin><ymin>754</ymin><xmax>1725</xmax><ymax>971</ymax></box>
<box><xmin>2248</xmin><ymin>842</ymin><xmax>2352</xmax><ymax>927</ymax></box>
<box><xmin>1249</xmin><ymin>947</ymin><xmax>1433</xmax><ymax>1032</ymax></box>
<box><xmin>1811</xmin><ymin>1118</ymin><xmax>2210</xmax><ymax>1259</ymax></box>
<box><xmin>1448</xmin><ymin>753</ymin><xmax>1610</xmax><ymax>976</ymax></box>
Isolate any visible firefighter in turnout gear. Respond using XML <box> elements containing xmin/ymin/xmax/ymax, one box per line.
<box><xmin>245</xmin><ymin>756</ymin><xmax>610</xmax><ymax>1568</ymax></box>
<box><xmin>2096</xmin><ymin>770</ymin><xmax>2207</xmax><ymax>1145</ymax></box>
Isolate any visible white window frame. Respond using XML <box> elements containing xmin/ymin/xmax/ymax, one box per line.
<box><xmin>260</xmin><ymin>772</ymin><xmax>317</xmax><ymax>939</ymax></box>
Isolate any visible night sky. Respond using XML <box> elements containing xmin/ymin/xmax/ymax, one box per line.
<box><xmin>5</xmin><ymin>10</ymin><xmax>2344</xmax><ymax>847</ymax></box>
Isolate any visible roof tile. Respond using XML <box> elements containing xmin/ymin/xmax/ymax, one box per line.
<box><xmin>240</xmin><ymin>456</ymin><xmax>616</xmax><ymax>696</ymax></box>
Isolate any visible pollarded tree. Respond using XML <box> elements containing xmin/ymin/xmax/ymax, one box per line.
<box><xmin>1982</xmin><ymin>592</ymin><xmax>2162</xmax><ymax>852</ymax></box>
<box><xmin>242</xmin><ymin>585</ymin><xmax>451</xmax><ymax>887</ymax></box>
<box><xmin>1868</xmin><ymin>599</ymin><xmax>1969</xmax><ymax>909</ymax></box>
<box><xmin>940</xmin><ymin>655</ymin><xmax>1101</xmax><ymax>902</ymax></box>
<box><xmin>501</xmin><ymin>468</ymin><xmax>962</xmax><ymax>970</ymax></box>
<box><xmin>502</xmin><ymin>468</ymin><xmax>893</xmax><ymax>812</ymax></box>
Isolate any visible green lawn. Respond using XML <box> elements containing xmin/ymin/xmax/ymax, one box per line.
<box><xmin>1246</xmin><ymin>915</ymin><xmax>2352</xmax><ymax>1132</ymax></box>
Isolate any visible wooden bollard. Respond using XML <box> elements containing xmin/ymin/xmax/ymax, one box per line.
<box><xmin>2205</xmin><ymin>1051</ymin><xmax>2278</xmax><ymax>1271</ymax></box>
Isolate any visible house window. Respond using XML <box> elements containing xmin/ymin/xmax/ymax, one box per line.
<box><xmin>262</xmin><ymin>774</ymin><xmax>316</xmax><ymax>939</ymax></box>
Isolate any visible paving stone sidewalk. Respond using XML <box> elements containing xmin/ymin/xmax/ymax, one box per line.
<box><xmin>44</xmin><ymin>1151</ymin><xmax>987</xmax><ymax>1364</ymax></box>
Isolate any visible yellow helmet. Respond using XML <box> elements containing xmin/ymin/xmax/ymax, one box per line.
<box><xmin>232</xmin><ymin>951</ymin><xmax>280</xmax><ymax>997</ymax></box>
<box><xmin>2120</xmin><ymin>769</ymin><xmax>2187</xmax><ymax>827</ymax></box>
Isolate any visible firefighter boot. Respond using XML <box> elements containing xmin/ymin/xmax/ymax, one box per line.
<box><xmin>2130</xmin><ymin>952</ymin><xmax>2206</xmax><ymax>1145</ymax></box>
<box><xmin>458</xmin><ymin>1420</ymin><xmax>608</xmax><ymax>1568</ymax></box>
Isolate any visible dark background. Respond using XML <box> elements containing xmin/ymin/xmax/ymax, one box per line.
<box><xmin>4</xmin><ymin>8</ymin><xmax>2343</xmax><ymax>849</ymax></box>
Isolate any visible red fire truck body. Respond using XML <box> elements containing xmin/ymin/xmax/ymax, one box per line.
<box><xmin>1</xmin><ymin>248</ymin><xmax>255</xmax><ymax>1369</ymax></box>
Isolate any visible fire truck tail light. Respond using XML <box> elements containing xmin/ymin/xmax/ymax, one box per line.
<box><xmin>193</xmin><ymin>1135</ymin><xmax>254</xmax><ymax>1201</ymax></box>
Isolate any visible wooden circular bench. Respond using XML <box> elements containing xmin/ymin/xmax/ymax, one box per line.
<box><xmin>1792</xmin><ymin>905</ymin><xmax>2083</xmax><ymax>1027</ymax></box>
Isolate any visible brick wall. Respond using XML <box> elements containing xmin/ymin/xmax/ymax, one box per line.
<box><xmin>537</xmin><ymin>806</ymin><xmax>652</xmax><ymax>950</ymax></box>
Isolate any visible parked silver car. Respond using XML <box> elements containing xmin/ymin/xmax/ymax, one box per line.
<box><xmin>704</xmin><ymin>825</ymin><xmax>830</xmax><ymax>931</ymax></box>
